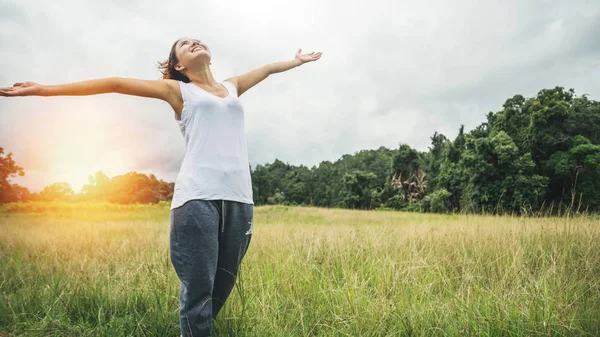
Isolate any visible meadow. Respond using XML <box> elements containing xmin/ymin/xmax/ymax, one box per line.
<box><xmin>1</xmin><ymin>202</ymin><xmax>599</xmax><ymax>336</ymax></box>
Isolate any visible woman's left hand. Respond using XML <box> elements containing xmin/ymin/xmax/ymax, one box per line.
<box><xmin>295</xmin><ymin>49</ymin><xmax>322</xmax><ymax>64</ymax></box>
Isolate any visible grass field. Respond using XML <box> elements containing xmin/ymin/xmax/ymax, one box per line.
<box><xmin>1</xmin><ymin>202</ymin><xmax>599</xmax><ymax>336</ymax></box>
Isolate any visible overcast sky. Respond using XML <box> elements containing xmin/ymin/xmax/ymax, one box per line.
<box><xmin>1</xmin><ymin>0</ymin><xmax>599</xmax><ymax>192</ymax></box>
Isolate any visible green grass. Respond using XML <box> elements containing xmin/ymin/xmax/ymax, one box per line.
<box><xmin>1</xmin><ymin>203</ymin><xmax>599</xmax><ymax>336</ymax></box>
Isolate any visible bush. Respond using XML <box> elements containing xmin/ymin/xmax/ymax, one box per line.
<box><xmin>425</xmin><ymin>189</ymin><xmax>452</xmax><ymax>213</ymax></box>
<box><xmin>384</xmin><ymin>195</ymin><xmax>406</xmax><ymax>210</ymax></box>
<box><xmin>404</xmin><ymin>200</ymin><xmax>424</xmax><ymax>212</ymax></box>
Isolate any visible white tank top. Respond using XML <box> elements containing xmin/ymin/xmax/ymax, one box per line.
<box><xmin>170</xmin><ymin>80</ymin><xmax>254</xmax><ymax>210</ymax></box>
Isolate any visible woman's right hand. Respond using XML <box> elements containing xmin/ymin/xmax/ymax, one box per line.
<box><xmin>0</xmin><ymin>82</ymin><xmax>43</xmax><ymax>97</ymax></box>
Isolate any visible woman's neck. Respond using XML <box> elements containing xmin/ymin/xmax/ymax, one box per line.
<box><xmin>186</xmin><ymin>65</ymin><xmax>217</xmax><ymax>86</ymax></box>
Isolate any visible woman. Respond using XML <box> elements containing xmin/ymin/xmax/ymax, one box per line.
<box><xmin>1</xmin><ymin>38</ymin><xmax>322</xmax><ymax>336</ymax></box>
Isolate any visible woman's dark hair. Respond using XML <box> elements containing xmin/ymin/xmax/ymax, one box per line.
<box><xmin>158</xmin><ymin>39</ymin><xmax>190</xmax><ymax>83</ymax></box>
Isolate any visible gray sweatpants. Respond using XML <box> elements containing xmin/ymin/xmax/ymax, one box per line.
<box><xmin>170</xmin><ymin>199</ymin><xmax>253</xmax><ymax>337</ymax></box>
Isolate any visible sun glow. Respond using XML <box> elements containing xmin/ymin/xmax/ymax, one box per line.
<box><xmin>47</xmin><ymin>146</ymin><xmax>129</xmax><ymax>193</ymax></box>
<box><xmin>12</xmin><ymin>99</ymin><xmax>147</xmax><ymax>193</ymax></box>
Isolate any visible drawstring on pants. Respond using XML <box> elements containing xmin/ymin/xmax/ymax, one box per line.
<box><xmin>221</xmin><ymin>200</ymin><xmax>225</xmax><ymax>232</ymax></box>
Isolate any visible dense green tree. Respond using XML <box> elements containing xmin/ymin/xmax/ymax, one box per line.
<box><xmin>459</xmin><ymin>131</ymin><xmax>548</xmax><ymax>213</ymax></box>
<box><xmin>425</xmin><ymin>132</ymin><xmax>449</xmax><ymax>191</ymax></box>
<box><xmin>430</xmin><ymin>126</ymin><xmax>470</xmax><ymax>211</ymax></box>
<box><xmin>340</xmin><ymin>170</ymin><xmax>378</xmax><ymax>209</ymax></box>
<box><xmin>423</xmin><ymin>188</ymin><xmax>452</xmax><ymax>213</ymax></box>
<box><xmin>485</xmin><ymin>87</ymin><xmax>600</xmax><ymax>212</ymax></box>
<box><xmin>546</xmin><ymin>136</ymin><xmax>600</xmax><ymax>211</ymax></box>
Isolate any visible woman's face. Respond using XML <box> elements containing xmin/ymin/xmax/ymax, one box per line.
<box><xmin>175</xmin><ymin>38</ymin><xmax>211</xmax><ymax>71</ymax></box>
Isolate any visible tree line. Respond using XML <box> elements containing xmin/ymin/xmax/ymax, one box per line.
<box><xmin>1</xmin><ymin>87</ymin><xmax>599</xmax><ymax>214</ymax></box>
<box><xmin>0</xmin><ymin>167</ymin><xmax>174</xmax><ymax>204</ymax></box>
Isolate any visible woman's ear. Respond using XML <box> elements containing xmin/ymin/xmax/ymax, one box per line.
<box><xmin>175</xmin><ymin>64</ymin><xmax>185</xmax><ymax>72</ymax></box>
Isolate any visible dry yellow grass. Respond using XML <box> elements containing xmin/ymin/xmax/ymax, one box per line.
<box><xmin>1</xmin><ymin>203</ymin><xmax>599</xmax><ymax>336</ymax></box>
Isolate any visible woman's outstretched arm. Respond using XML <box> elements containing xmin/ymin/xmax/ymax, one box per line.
<box><xmin>0</xmin><ymin>77</ymin><xmax>181</xmax><ymax>109</ymax></box>
<box><xmin>227</xmin><ymin>48</ymin><xmax>322</xmax><ymax>97</ymax></box>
